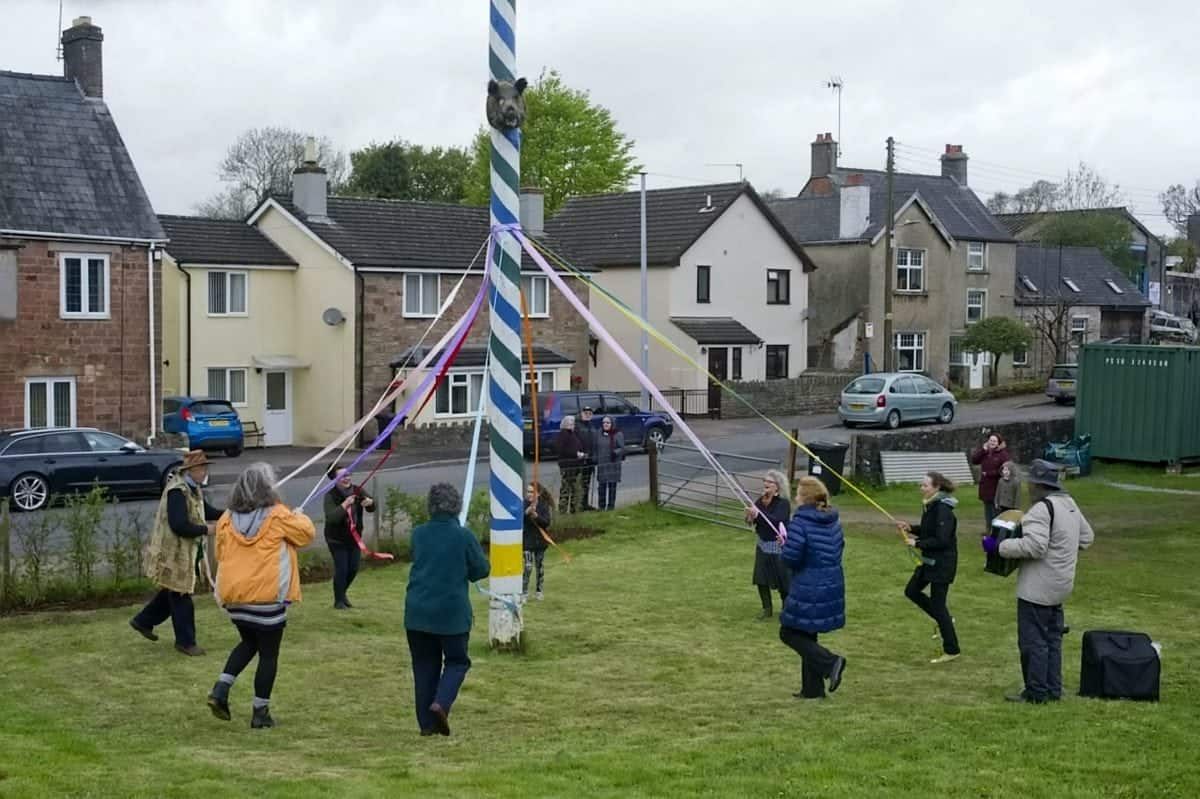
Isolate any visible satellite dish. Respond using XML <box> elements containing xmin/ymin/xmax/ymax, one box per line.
<box><xmin>322</xmin><ymin>307</ymin><xmax>346</xmax><ymax>326</ymax></box>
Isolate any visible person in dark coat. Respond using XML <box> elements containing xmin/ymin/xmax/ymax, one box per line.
<box><xmin>971</xmin><ymin>434</ymin><xmax>1011</xmax><ymax>532</ymax></box>
<box><xmin>592</xmin><ymin>416</ymin><xmax>625</xmax><ymax>511</ymax></box>
<box><xmin>898</xmin><ymin>471</ymin><xmax>961</xmax><ymax>663</ymax></box>
<box><xmin>577</xmin><ymin>405</ymin><xmax>597</xmax><ymax>510</ymax></box>
<box><xmin>744</xmin><ymin>469</ymin><xmax>791</xmax><ymax>620</ymax></box>
<box><xmin>523</xmin><ymin>481</ymin><xmax>553</xmax><ymax>599</ymax></box>
<box><xmin>405</xmin><ymin>483</ymin><xmax>490</xmax><ymax>736</ymax></box>
<box><xmin>779</xmin><ymin>476</ymin><xmax>847</xmax><ymax>700</ymax></box>
<box><xmin>323</xmin><ymin>467</ymin><xmax>375</xmax><ymax>610</ymax></box>
<box><xmin>555</xmin><ymin>415</ymin><xmax>587</xmax><ymax>514</ymax></box>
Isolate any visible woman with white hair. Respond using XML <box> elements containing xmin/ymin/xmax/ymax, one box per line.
<box><xmin>555</xmin><ymin>414</ymin><xmax>587</xmax><ymax>514</ymax></box>
<box><xmin>744</xmin><ymin>470</ymin><xmax>792</xmax><ymax>620</ymax></box>
<box><xmin>206</xmin><ymin>463</ymin><xmax>315</xmax><ymax>729</ymax></box>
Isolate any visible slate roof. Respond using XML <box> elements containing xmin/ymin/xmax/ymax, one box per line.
<box><xmin>766</xmin><ymin>195</ymin><xmax>843</xmax><ymax>244</ymax></box>
<box><xmin>389</xmin><ymin>344</ymin><xmax>574</xmax><ymax>369</ymax></box>
<box><xmin>669</xmin><ymin>316</ymin><xmax>763</xmax><ymax>345</ymax></box>
<box><xmin>267</xmin><ymin>196</ymin><xmax>589</xmax><ymax>271</ymax></box>
<box><xmin>1014</xmin><ymin>244</ymin><xmax>1150</xmax><ymax>309</ymax></box>
<box><xmin>545</xmin><ymin>182</ymin><xmax>816</xmax><ymax>270</ymax></box>
<box><xmin>158</xmin><ymin>215</ymin><xmax>296</xmax><ymax>267</ymax></box>
<box><xmin>996</xmin><ymin>207</ymin><xmax>1160</xmax><ymax>243</ymax></box>
<box><xmin>0</xmin><ymin>71</ymin><xmax>165</xmax><ymax>241</ymax></box>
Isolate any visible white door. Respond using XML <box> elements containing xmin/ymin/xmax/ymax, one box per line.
<box><xmin>263</xmin><ymin>370</ymin><xmax>292</xmax><ymax>446</ymax></box>
<box><xmin>968</xmin><ymin>353</ymin><xmax>985</xmax><ymax>390</ymax></box>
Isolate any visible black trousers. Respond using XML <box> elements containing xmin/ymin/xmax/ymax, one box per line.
<box><xmin>580</xmin><ymin>466</ymin><xmax>595</xmax><ymax>508</ymax></box>
<box><xmin>779</xmin><ymin>626</ymin><xmax>839</xmax><ymax>698</ymax></box>
<box><xmin>222</xmin><ymin>623</ymin><xmax>285</xmax><ymax>701</ymax></box>
<box><xmin>983</xmin><ymin>501</ymin><xmax>997</xmax><ymax>532</ymax></box>
<box><xmin>328</xmin><ymin>541</ymin><xmax>362</xmax><ymax>605</ymax></box>
<box><xmin>133</xmin><ymin>589</ymin><xmax>196</xmax><ymax>647</ymax></box>
<box><xmin>905</xmin><ymin>570</ymin><xmax>960</xmax><ymax>655</ymax></box>
<box><xmin>1018</xmin><ymin>598</ymin><xmax>1064</xmax><ymax>702</ymax></box>
<box><xmin>598</xmin><ymin>482</ymin><xmax>618</xmax><ymax>510</ymax></box>
<box><xmin>406</xmin><ymin>630</ymin><xmax>472</xmax><ymax>733</ymax></box>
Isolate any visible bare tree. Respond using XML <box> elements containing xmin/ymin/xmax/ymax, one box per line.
<box><xmin>1025</xmin><ymin>299</ymin><xmax>1073</xmax><ymax>369</ymax></box>
<box><xmin>196</xmin><ymin>127</ymin><xmax>348</xmax><ymax>219</ymax></box>
<box><xmin>1160</xmin><ymin>180</ymin><xmax>1200</xmax><ymax>236</ymax></box>
<box><xmin>986</xmin><ymin>163</ymin><xmax>1123</xmax><ymax>215</ymax></box>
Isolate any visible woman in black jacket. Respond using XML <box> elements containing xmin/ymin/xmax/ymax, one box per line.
<box><xmin>323</xmin><ymin>467</ymin><xmax>375</xmax><ymax>610</ymax></box>
<box><xmin>522</xmin><ymin>481</ymin><xmax>553</xmax><ymax>599</ymax></box>
<box><xmin>743</xmin><ymin>469</ymin><xmax>791</xmax><ymax>620</ymax></box>
<box><xmin>898</xmin><ymin>472</ymin><xmax>960</xmax><ymax>663</ymax></box>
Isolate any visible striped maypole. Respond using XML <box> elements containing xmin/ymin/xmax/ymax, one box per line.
<box><xmin>486</xmin><ymin>0</ymin><xmax>525</xmax><ymax>647</ymax></box>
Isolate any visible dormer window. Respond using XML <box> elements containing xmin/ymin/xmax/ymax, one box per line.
<box><xmin>1063</xmin><ymin>278</ymin><xmax>1081</xmax><ymax>293</ymax></box>
<box><xmin>1104</xmin><ymin>279</ymin><xmax>1124</xmax><ymax>295</ymax></box>
<box><xmin>1020</xmin><ymin>275</ymin><xmax>1039</xmax><ymax>292</ymax></box>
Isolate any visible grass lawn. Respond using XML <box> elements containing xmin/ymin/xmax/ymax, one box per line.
<box><xmin>1</xmin><ymin>465</ymin><xmax>1197</xmax><ymax>798</ymax></box>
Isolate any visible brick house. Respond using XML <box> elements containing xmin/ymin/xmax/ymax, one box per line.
<box><xmin>0</xmin><ymin>17</ymin><xmax>167</xmax><ymax>442</ymax></box>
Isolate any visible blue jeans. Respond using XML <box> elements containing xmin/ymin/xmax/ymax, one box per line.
<box><xmin>328</xmin><ymin>542</ymin><xmax>362</xmax><ymax>605</ymax></box>
<box><xmin>599</xmin><ymin>482</ymin><xmax>618</xmax><ymax>510</ymax></box>
<box><xmin>133</xmin><ymin>589</ymin><xmax>196</xmax><ymax>647</ymax></box>
<box><xmin>406</xmin><ymin>630</ymin><xmax>472</xmax><ymax>733</ymax></box>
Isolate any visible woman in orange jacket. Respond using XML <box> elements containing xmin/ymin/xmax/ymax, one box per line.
<box><xmin>206</xmin><ymin>463</ymin><xmax>315</xmax><ymax>729</ymax></box>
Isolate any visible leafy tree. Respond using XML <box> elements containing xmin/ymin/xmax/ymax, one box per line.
<box><xmin>1160</xmin><ymin>180</ymin><xmax>1200</xmax><ymax>236</ymax></box>
<box><xmin>196</xmin><ymin>127</ymin><xmax>348</xmax><ymax>219</ymax></box>
<box><xmin>345</xmin><ymin>141</ymin><xmax>472</xmax><ymax>203</ymax></box>
<box><xmin>961</xmin><ymin>317</ymin><xmax>1033</xmax><ymax>387</ymax></box>
<box><xmin>464</xmin><ymin>70</ymin><xmax>640</xmax><ymax>215</ymax></box>
<box><xmin>1038</xmin><ymin>212</ymin><xmax>1139</xmax><ymax>281</ymax></box>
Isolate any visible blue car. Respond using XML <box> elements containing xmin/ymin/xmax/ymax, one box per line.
<box><xmin>522</xmin><ymin>391</ymin><xmax>674</xmax><ymax>455</ymax></box>
<box><xmin>162</xmin><ymin>397</ymin><xmax>245</xmax><ymax>457</ymax></box>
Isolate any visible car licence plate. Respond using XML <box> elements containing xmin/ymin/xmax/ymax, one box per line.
<box><xmin>1057</xmin><ymin>381</ymin><xmax>1075</xmax><ymax>389</ymax></box>
<box><xmin>208</xmin><ymin>420</ymin><xmax>230</xmax><ymax>427</ymax></box>
<box><xmin>850</xmin><ymin>403</ymin><xmax>867</xmax><ymax>411</ymax></box>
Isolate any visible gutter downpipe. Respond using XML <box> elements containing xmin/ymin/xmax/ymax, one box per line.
<box><xmin>147</xmin><ymin>243</ymin><xmax>157</xmax><ymax>446</ymax></box>
<box><xmin>356</xmin><ymin>265</ymin><xmax>365</xmax><ymax>447</ymax></box>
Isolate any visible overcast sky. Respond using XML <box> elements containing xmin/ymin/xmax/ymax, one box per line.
<box><xmin>4</xmin><ymin>0</ymin><xmax>1194</xmax><ymax>235</ymax></box>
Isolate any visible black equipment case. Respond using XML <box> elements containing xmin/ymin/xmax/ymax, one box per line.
<box><xmin>1079</xmin><ymin>630</ymin><xmax>1160</xmax><ymax>701</ymax></box>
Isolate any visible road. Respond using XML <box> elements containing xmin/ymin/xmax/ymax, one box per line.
<box><xmin>5</xmin><ymin>395</ymin><xmax>1072</xmax><ymax>557</ymax></box>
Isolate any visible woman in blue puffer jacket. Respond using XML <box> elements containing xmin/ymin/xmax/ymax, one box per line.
<box><xmin>779</xmin><ymin>475</ymin><xmax>847</xmax><ymax>700</ymax></box>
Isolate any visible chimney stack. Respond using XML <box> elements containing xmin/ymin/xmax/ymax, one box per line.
<box><xmin>811</xmin><ymin>132</ymin><xmax>837</xmax><ymax>180</ymax></box>
<box><xmin>62</xmin><ymin>16</ymin><xmax>104</xmax><ymax>99</ymax></box>
<box><xmin>839</xmin><ymin>174</ymin><xmax>870</xmax><ymax>238</ymax></box>
<box><xmin>519</xmin><ymin>187</ymin><xmax>545</xmax><ymax>236</ymax></box>
<box><xmin>1187</xmin><ymin>213</ymin><xmax>1200</xmax><ymax>246</ymax></box>
<box><xmin>292</xmin><ymin>137</ymin><xmax>328</xmax><ymax>219</ymax></box>
<box><xmin>940</xmin><ymin>144</ymin><xmax>968</xmax><ymax>186</ymax></box>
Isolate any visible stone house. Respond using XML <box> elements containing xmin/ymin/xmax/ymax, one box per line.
<box><xmin>0</xmin><ymin>17</ymin><xmax>168</xmax><ymax>442</ymax></box>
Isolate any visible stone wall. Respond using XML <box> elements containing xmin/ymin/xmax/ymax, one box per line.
<box><xmin>720</xmin><ymin>371</ymin><xmax>854</xmax><ymax>418</ymax></box>
<box><xmin>850</xmin><ymin>416</ymin><xmax>1076</xmax><ymax>485</ymax></box>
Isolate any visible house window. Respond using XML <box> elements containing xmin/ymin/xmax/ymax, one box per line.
<box><xmin>894</xmin><ymin>332</ymin><xmax>926</xmax><ymax>372</ymax></box>
<box><xmin>966</xmin><ymin>290</ymin><xmax>987</xmax><ymax>324</ymax></box>
<box><xmin>60</xmin><ymin>254</ymin><xmax>109</xmax><ymax>318</ymax></box>
<box><xmin>765</xmin><ymin>345</ymin><xmax>789</xmax><ymax>379</ymax></box>
<box><xmin>896</xmin><ymin>249</ymin><xmax>925</xmax><ymax>292</ymax></box>
<box><xmin>206</xmin><ymin>368</ymin><xmax>248</xmax><ymax>406</ymax></box>
<box><xmin>25</xmin><ymin>377</ymin><xmax>76</xmax><ymax>428</ymax></box>
<box><xmin>1013</xmin><ymin>348</ymin><xmax>1029</xmax><ymax>366</ymax></box>
<box><xmin>1019</xmin><ymin>275</ymin><xmax>1039</xmax><ymax>292</ymax></box>
<box><xmin>1104</xmin><ymin>279</ymin><xmax>1124</xmax><ymax>295</ymax></box>
<box><xmin>1063</xmin><ymin>277</ymin><xmax>1082</xmax><ymax>293</ymax></box>
<box><xmin>696</xmin><ymin>265</ymin><xmax>711</xmax><ymax>303</ymax></box>
<box><xmin>522</xmin><ymin>370</ymin><xmax>556</xmax><ymax>394</ymax></box>
<box><xmin>207</xmin><ymin>271</ymin><xmax>248</xmax><ymax>316</ymax></box>
<box><xmin>731</xmin><ymin>348</ymin><xmax>742</xmax><ymax>380</ymax></box>
<box><xmin>1070</xmin><ymin>315</ymin><xmax>1089</xmax><ymax>346</ymax></box>
<box><xmin>435</xmin><ymin>371</ymin><xmax>485</xmax><ymax>417</ymax></box>
<box><xmin>521</xmin><ymin>275</ymin><xmax>549</xmax><ymax>317</ymax></box>
<box><xmin>967</xmin><ymin>242</ymin><xmax>986</xmax><ymax>271</ymax></box>
<box><xmin>766</xmin><ymin>269</ymin><xmax>790</xmax><ymax>304</ymax></box>
<box><xmin>404</xmin><ymin>273</ymin><xmax>441</xmax><ymax>318</ymax></box>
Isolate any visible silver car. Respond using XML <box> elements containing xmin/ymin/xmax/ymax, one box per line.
<box><xmin>838</xmin><ymin>373</ymin><xmax>957</xmax><ymax>429</ymax></box>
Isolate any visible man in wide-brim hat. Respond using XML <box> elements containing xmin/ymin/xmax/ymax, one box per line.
<box><xmin>982</xmin><ymin>459</ymin><xmax>1094</xmax><ymax>703</ymax></box>
<box><xmin>131</xmin><ymin>449</ymin><xmax>224</xmax><ymax>656</ymax></box>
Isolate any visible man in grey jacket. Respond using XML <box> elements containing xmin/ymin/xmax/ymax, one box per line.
<box><xmin>982</xmin><ymin>459</ymin><xmax>1094</xmax><ymax>703</ymax></box>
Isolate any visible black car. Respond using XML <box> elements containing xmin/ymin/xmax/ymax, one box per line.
<box><xmin>0</xmin><ymin>428</ymin><xmax>184</xmax><ymax>511</ymax></box>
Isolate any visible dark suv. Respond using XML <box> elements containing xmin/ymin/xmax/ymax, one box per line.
<box><xmin>522</xmin><ymin>391</ymin><xmax>674</xmax><ymax>455</ymax></box>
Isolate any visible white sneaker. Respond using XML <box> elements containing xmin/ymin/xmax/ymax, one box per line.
<box><xmin>535</xmin><ymin>591</ymin><xmax>544</xmax><ymax>601</ymax></box>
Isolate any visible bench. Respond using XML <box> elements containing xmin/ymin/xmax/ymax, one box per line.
<box><xmin>242</xmin><ymin>421</ymin><xmax>266</xmax><ymax>449</ymax></box>
<box><xmin>879</xmin><ymin>452</ymin><xmax>974</xmax><ymax>486</ymax></box>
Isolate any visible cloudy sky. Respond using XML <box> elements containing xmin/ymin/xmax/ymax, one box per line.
<box><xmin>4</xmin><ymin>0</ymin><xmax>1194</xmax><ymax>235</ymax></box>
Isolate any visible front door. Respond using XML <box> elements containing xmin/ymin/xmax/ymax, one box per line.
<box><xmin>263</xmin><ymin>370</ymin><xmax>293</xmax><ymax>446</ymax></box>
<box><xmin>968</xmin><ymin>353</ymin><xmax>985</xmax><ymax>390</ymax></box>
<box><xmin>707</xmin><ymin>347</ymin><xmax>727</xmax><ymax>418</ymax></box>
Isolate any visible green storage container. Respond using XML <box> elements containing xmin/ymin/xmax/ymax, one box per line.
<box><xmin>1075</xmin><ymin>344</ymin><xmax>1200</xmax><ymax>463</ymax></box>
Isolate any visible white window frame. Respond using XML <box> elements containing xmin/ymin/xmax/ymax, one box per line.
<box><xmin>434</xmin><ymin>369</ymin><xmax>486</xmax><ymax>418</ymax></box>
<box><xmin>59</xmin><ymin>253</ymin><xmax>110</xmax><ymax>319</ymax></box>
<box><xmin>966</xmin><ymin>289</ymin><xmax>987</xmax><ymax>325</ymax></box>
<box><xmin>966</xmin><ymin>241</ymin><xmax>987</xmax><ymax>271</ymax></box>
<box><xmin>206</xmin><ymin>367</ymin><xmax>249</xmax><ymax>407</ymax></box>
<box><xmin>403</xmin><ymin>273</ymin><xmax>442</xmax><ymax>318</ymax></box>
<box><xmin>896</xmin><ymin>248</ymin><xmax>925</xmax><ymax>293</ymax></box>
<box><xmin>522</xmin><ymin>369</ymin><xmax>556</xmax><ymax>394</ymax></box>
<box><xmin>24</xmin><ymin>376</ymin><xmax>77</xmax><ymax>428</ymax></box>
<box><xmin>1104</xmin><ymin>279</ymin><xmax>1124</xmax><ymax>295</ymax></box>
<box><xmin>1063</xmin><ymin>277</ymin><xmax>1082</xmax><ymax>293</ymax></box>
<box><xmin>520</xmin><ymin>275</ymin><xmax>550</xmax><ymax>318</ymax></box>
<box><xmin>1012</xmin><ymin>348</ymin><xmax>1029</xmax><ymax>366</ymax></box>
<box><xmin>894</xmin><ymin>331</ymin><xmax>926</xmax><ymax>373</ymax></box>
<box><xmin>207</xmin><ymin>270</ymin><xmax>249</xmax><ymax>317</ymax></box>
<box><xmin>1071</xmin><ymin>316</ymin><xmax>1089</xmax><ymax>333</ymax></box>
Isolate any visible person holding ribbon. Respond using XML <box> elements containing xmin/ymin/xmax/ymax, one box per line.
<box><xmin>744</xmin><ymin>470</ymin><xmax>791</xmax><ymax>620</ymax></box>
<box><xmin>898</xmin><ymin>472</ymin><xmax>961</xmax><ymax>664</ymax></box>
<box><xmin>522</xmin><ymin>481</ymin><xmax>554</xmax><ymax>599</ymax></box>
<box><xmin>323</xmin><ymin>467</ymin><xmax>375</xmax><ymax>610</ymax></box>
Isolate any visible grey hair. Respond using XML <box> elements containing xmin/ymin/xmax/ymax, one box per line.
<box><xmin>228</xmin><ymin>462</ymin><xmax>282</xmax><ymax>513</ymax></box>
<box><xmin>428</xmin><ymin>482</ymin><xmax>463</xmax><ymax>517</ymax></box>
<box><xmin>561</xmin><ymin>415</ymin><xmax>576</xmax><ymax>429</ymax></box>
<box><xmin>764</xmin><ymin>469</ymin><xmax>790</xmax><ymax>500</ymax></box>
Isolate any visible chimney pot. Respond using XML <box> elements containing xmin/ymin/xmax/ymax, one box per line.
<box><xmin>73</xmin><ymin>16</ymin><xmax>93</xmax><ymax>26</ymax></box>
<box><xmin>61</xmin><ymin>16</ymin><xmax>104</xmax><ymax>99</ymax></box>
<box><xmin>292</xmin><ymin>144</ymin><xmax>329</xmax><ymax>219</ymax></box>
<box><xmin>519</xmin><ymin>187</ymin><xmax>545</xmax><ymax>236</ymax></box>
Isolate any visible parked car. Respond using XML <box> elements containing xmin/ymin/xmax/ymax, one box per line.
<box><xmin>522</xmin><ymin>391</ymin><xmax>674</xmax><ymax>454</ymax></box>
<box><xmin>162</xmin><ymin>396</ymin><xmax>245</xmax><ymax>456</ymax></box>
<box><xmin>1149</xmin><ymin>310</ymin><xmax>1198</xmax><ymax>344</ymax></box>
<box><xmin>838</xmin><ymin>373</ymin><xmax>957</xmax><ymax>429</ymax></box>
<box><xmin>1045</xmin><ymin>363</ymin><xmax>1078</xmax><ymax>405</ymax></box>
<box><xmin>0</xmin><ymin>428</ymin><xmax>184</xmax><ymax>512</ymax></box>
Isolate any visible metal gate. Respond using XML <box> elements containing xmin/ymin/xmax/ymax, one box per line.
<box><xmin>653</xmin><ymin>440</ymin><xmax>784</xmax><ymax>530</ymax></box>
